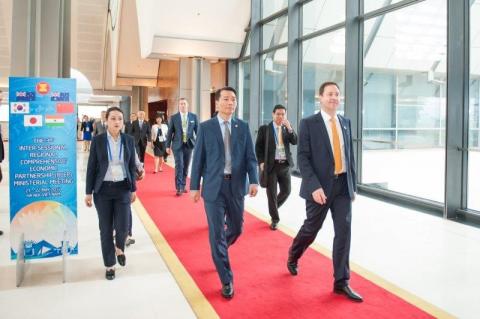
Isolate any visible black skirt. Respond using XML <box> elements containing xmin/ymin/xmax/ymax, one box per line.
<box><xmin>153</xmin><ymin>141</ymin><xmax>166</xmax><ymax>157</ymax></box>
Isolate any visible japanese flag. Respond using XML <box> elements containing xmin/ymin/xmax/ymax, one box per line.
<box><xmin>24</xmin><ymin>115</ymin><xmax>43</xmax><ymax>127</ymax></box>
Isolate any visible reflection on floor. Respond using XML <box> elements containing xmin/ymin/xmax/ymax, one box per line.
<box><xmin>0</xmin><ymin>142</ymin><xmax>478</xmax><ymax>318</ymax></box>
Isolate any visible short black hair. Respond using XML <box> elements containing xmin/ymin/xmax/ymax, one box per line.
<box><xmin>319</xmin><ymin>81</ymin><xmax>340</xmax><ymax>96</ymax></box>
<box><xmin>215</xmin><ymin>86</ymin><xmax>237</xmax><ymax>101</ymax></box>
<box><xmin>272</xmin><ymin>104</ymin><xmax>286</xmax><ymax>113</ymax></box>
<box><xmin>106</xmin><ymin>106</ymin><xmax>124</xmax><ymax>119</ymax></box>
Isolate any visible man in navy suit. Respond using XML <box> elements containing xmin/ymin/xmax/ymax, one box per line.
<box><xmin>166</xmin><ymin>98</ymin><xmax>199</xmax><ymax>196</ymax></box>
<box><xmin>287</xmin><ymin>82</ymin><xmax>363</xmax><ymax>302</ymax></box>
<box><xmin>131</xmin><ymin>111</ymin><xmax>151</xmax><ymax>164</ymax></box>
<box><xmin>190</xmin><ymin>87</ymin><xmax>258</xmax><ymax>299</ymax></box>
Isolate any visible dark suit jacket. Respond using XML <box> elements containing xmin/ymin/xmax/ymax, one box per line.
<box><xmin>255</xmin><ymin>122</ymin><xmax>297</xmax><ymax>172</ymax></box>
<box><xmin>124</xmin><ymin>121</ymin><xmax>133</xmax><ymax>135</ymax></box>
<box><xmin>131</xmin><ymin>120</ymin><xmax>151</xmax><ymax>146</ymax></box>
<box><xmin>0</xmin><ymin>131</ymin><xmax>4</xmax><ymax>162</ymax></box>
<box><xmin>93</xmin><ymin>120</ymin><xmax>107</xmax><ymax>136</ymax></box>
<box><xmin>190</xmin><ymin>117</ymin><xmax>258</xmax><ymax>201</ymax></box>
<box><xmin>86</xmin><ymin>133</ymin><xmax>137</xmax><ymax>195</ymax></box>
<box><xmin>298</xmin><ymin>112</ymin><xmax>357</xmax><ymax>201</ymax></box>
<box><xmin>166</xmin><ymin>112</ymin><xmax>198</xmax><ymax>151</ymax></box>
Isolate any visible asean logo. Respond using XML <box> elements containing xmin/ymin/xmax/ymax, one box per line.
<box><xmin>36</xmin><ymin>82</ymin><xmax>50</xmax><ymax>95</ymax></box>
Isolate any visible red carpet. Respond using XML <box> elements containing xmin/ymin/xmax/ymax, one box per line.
<box><xmin>137</xmin><ymin>155</ymin><xmax>433</xmax><ymax>318</ymax></box>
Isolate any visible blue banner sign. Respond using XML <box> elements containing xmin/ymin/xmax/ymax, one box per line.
<box><xmin>9</xmin><ymin>77</ymin><xmax>78</xmax><ymax>260</ymax></box>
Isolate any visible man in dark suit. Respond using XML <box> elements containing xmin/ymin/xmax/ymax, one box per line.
<box><xmin>190</xmin><ymin>87</ymin><xmax>258</xmax><ymax>299</ymax></box>
<box><xmin>166</xmin><ymin>98</ymin><xmax>198</xmax><ymax>196</ymax></box>
<box><xmin>255</xmin><ymin>104</ymin><xmax>297</xmax><ymax>230</ymax></box>
<box><xmin>287</xmin><ymin>82</ymin><xmax>362</xmax><ymax>302</ymax></box>
<box><xmin>124</xmin><ymin>113</ymin><xmax>137</xmax><ymax>135</ymax></box>
<box><xmin>131</xmin><ymin>111</ymin><xmax>151</xmax><ymax>163</ymax></box>
<box><xmin>93</xmin><ymin>110</ymin><xmax>107</xmax><ymax>136</ymax></box>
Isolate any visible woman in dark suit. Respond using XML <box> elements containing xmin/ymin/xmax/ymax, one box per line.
<box><xmin>85</xmin><ymin>106</ymin><xmax>137</xmax><ymax>280</ymax></box>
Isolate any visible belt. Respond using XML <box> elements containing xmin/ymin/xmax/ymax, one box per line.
<box><xmin>102</xmin><ymin>179</ymin><xmax>128</xmax><ymax>186</ymax></box>
<box><xmin>333</xmin><ymin>173</ymin><xmax>346</xmax><ymax>179</ymax></box>
<box><xmin>274</xmin><ymin>159</ymin><xmax>287</xmax><ymax>164</ymax></box>
<box><xmin>224</xmin><ymin>174</ymin><xmax>232</xmax><ymax>180</ymax></box>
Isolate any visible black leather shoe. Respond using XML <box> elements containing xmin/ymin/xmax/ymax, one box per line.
<box><xmin>287</xmin><ymin>260</ymin><xmax>298</xmax><ymax>276</ymax></box>
<box><xmin>176</xmin><ymin>190</ymin><xmax>182</xmax><ymax>196</ymax></box>
<box><xmin>334</xmin><ymin>285</ymin><xmax>363</xmax><ymax>302</ymax></box>
<box><xmin>117</xmin><ymin>254</ymin><xmax>126</xmax><ymax>267</ymax></box>
<box><xmin>126</xmin><ymin>238</ymin><xmax>136</xmax><ymax>247</ymax></box>
<box><xmin>0</xmin><ymin>230</ymin><xmax>3</xmax><ymax>236</ymax></box>
<box><xmin>270</xmin><ymin>221</ymin><xmax>278</xmax><ymax>230</ymax></box>
<box><xmin>221</xmin><ymin>282</ymin><xmax>234</xmax><ymax>299</ymax></box>
<box><xmin>105</xmin><ymin>269</ymin><xmax>115</xmax><ymax>280</ymax></box>
<box><xmin>183</xmin><ymin>189</ymin><xmax>188</xmax><ymax>193</ymax></box>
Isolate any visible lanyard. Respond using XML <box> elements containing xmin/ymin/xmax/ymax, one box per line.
<box><xmin>272</xmin><ymin>124</ymin><xmax>282</xmax><ymax>146</ymax></box>
<box><xmin>107</xmin><ymin>138</ymin><xmax>123</xmax><ymax>162</ymax></box>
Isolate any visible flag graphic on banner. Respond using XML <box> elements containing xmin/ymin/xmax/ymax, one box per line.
<box><xmin>45</xmin><ymin>115</ymin><xmax>65</xmax><ymax>127</ymax></box>
<box><xmin>16</xmin><ymin>91</ymin><xmax>36</xmax><ymax>101</ymax></box>
<box><xmin>51</xmin><ymin>92</ymin><xmax>70</xmax><ymax>102</ymax></box>
<box><xmin>56</xmin><ymin>103</ymin><xmax>74</xmax><ymax>113</ymax></box>
<box><xmin>11</xmin><ymin>102</ymin><xmax>30</xmax><ymax>114</ymax></box>
<box><xmin>24</xmin><ymin>115</ymin><xmax>43</xmax><ymax>127</ymax></box>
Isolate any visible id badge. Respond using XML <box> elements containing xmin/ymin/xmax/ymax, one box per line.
<box><xmin>277</xmin><ymin>146</ymin><xmax>286</xmax><ymax>158</ymax></box>
<box><xmin>111</xmin><ymin>165</ymin><xmax>124</xmax><ymax>180</ymax></box>
<box><xmin>86</xmin><ymin>127</ymin><xmax>90</xmax><ymax>132</ymax></box>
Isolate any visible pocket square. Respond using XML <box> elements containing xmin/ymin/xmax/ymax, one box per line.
<box><xmin>190</xmin><ymin>120</ymin><xmax>195</xmax><ymax>123</ymax></box>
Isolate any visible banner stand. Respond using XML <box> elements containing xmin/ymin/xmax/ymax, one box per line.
<box><xmin>62</xmin><ymin>230</ymin><xmax>68</xmax><ymax>283</ymax></box>
<box><xmin>16</xmin><ymin>233</ymin><xmax>26</xmax><ymax>287</ymax></box>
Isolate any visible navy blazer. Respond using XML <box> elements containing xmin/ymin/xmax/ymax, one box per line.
<box><xmin>131</xmin><ymin>120</ymin><xmax>151</xmax><ymax>146</ymax></box>
<box><xmin>166</xmin><ymin>112</ymin><xmax>199</xmax><ymax>151</ymax></box>
<box><xmin>298</xmin><ymin>112</ymin><xmax>357</xmax><ymax>201</ymax></box>
<box><xmin>190</xmin><ymin>117</ymin><xmax>258</xmax><ymax>201</ymax></box>
<box><xmin>86</xmin><ymin>133</ymin><xmax>137</xmax><ymax>195</ymax></box>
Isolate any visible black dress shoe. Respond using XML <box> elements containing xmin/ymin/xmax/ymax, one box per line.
<box><xmin>105</xmin><ymin>269</ymin><xmax>115</xmax><ymax>280</ymax></box>
<box><xmin>334</xmin><ymin>285</ymin><xmax>363</xmax><ymax>302</ymax></box>
<box><xmin>270</xmin><ymin>221</ymin><xmax>278</xmax><ymax>230</ymax></box>
<box><xmin>175</xmin><ymin>190</ymin><xmax>182</xmax><ymax>196</ymax></box>
<box><xmin>117</xmin><ymin>254</ymin><xmax>126</xmax><ymax>267</ymax></box>
<box><xmin>0</xmin><ymin>230</ymin><xmax>3</xmax><ymax>236</ymax></box>
<box><xmin>183</xmin><ymin>189</ymin><xmax>188</xmax><ymax>193</ymax></box>
<box><xmin>287</xmin><ymin>260</ymin><xmax>298</xmax><ymax>276</ymax></box>
<box><xmin>221</xmin><ymin>282</ymin><xmax>234</xmax><ymax>299</ymax></box>
<box><xmin>125</xmin><ymin>238</ymin><xmax>136</xmax><ymax>247</ymax></box>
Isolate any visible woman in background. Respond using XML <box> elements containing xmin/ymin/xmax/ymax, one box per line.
<box><xmin>80</xmin><ymin>115</ymin><xmax>93</xmax><ymax>151</ymax></box>
<box><xmin>151</xmin><ymin>114</ymin><xmax>168</xmax><ymax>173</ymax></box>
<box><xmin>85</xmin><ymin>107</ymin><xmax>137</xmax><ymax>280</ymax></box>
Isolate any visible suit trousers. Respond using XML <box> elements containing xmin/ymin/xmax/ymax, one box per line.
<box><xmin>204</xmin><ymin>178</ymin><xmax>244</xmax><ymax>285</ymax></box>
<box><xmin>136</xmin><ymin>141</ymin><xmax>147</xmax><ymax>163</ymax></box>
<box><xmin>266</xmin><ymin>162</ymin><xmax>291</xmax><ymax>223</ymax></box>
<box><xmin>288</xmin><ymin>174</ymin><xmax>352</xmax><ymax>287</ymax></box>
<box><xmin>94</xmin><ymin>180</ymin><xmax>131</xmax><ymax>267</ymax></box>
<box><xmin>173</xmin><ymin>144</ymin><xmax>192</xmax><ymax>191</ymax></box>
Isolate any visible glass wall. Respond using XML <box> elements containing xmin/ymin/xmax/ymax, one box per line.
<box><xmin>361</xmin><ymin>0</ymin><xmax>447</xmax><ymax>202</ymax></box>
<box><xmin>262</xmin><ymin>48</ymin><xmax>288</xmax><ymax>124</ymax></box>
<box><xmin>303</xmin><ymin>0</ymin><xmax>345</xmax><ymax>35</ymax></box>
<box><xmin>468</xmin><ymin>0</ymin><xmax>480</xmax><ymax>210</ymax></box>
<box><xmin>239</xmin><ymin>60</ymin><xmax>251</xmax><ymax>121</ymax></box>
<box><xmin>301</xmin><ymin>29</ymin><xmax>345</xmax><ymax>117</ymax></box>
<box><xmin>262</xmin><ymin>16</ymin><xmax>288</xmax><ymax>49</ymax></box>
<box><xmin>262</xmin><ymin>0</ymin><xmax>288</xmax><ymax>18</ymax></box>
<box><xmin>364</xmin><ymin>0</ymin><xmax>404</xmax><ymax>13</ymax></box>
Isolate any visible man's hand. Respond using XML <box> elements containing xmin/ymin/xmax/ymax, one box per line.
<box><xmin>312</xmin><ymin>188</ymin><xmax>327</xmax><ymax>205</ymax></box>
<box><xmin>137</xmin><ymin>170</ymin><xmax>145</xmax><ymax>181</ymax></box>
<box><xmin>131</xmin><ymin>192</ymin><xmax>137</xmax><ymax>203</ymax></box>
<box><xmin>249</xmin><ymin>184</ymin><xmax>258</xmax><ymax>197</ymax></box>
<box><xmin>85</xmin><ymin>195</ymin><xmax>93</xmax><ymax>207</ymax></box>
<box><xmin>260</xmin><ymin>163</ymin><xmax>264</xmax><ymax>171</ymax></box>
<box><xmin>283</xmin><ymin>119</ymin><xmax>293</xmax><ymax>131</ymax></box>
<box><xmin>191</xmin><ymin>190</ymin><xmax>200</xmax><ymax>203</ymax></box>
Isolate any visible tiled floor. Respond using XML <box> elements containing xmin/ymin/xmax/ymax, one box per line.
<box><xmin>0</xmin><ymin>142</ymin><xmax>478</xmax><ymax>318</ymax></box>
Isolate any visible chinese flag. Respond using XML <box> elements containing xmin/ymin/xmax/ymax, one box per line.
<box><xmin>56</xmin><ymin>102</ymin><xmax>74</xmax><ymax>113</ymax></box>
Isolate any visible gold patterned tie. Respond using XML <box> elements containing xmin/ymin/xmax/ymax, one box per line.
<box><xmin>277</xmin><ymin>126</ymin><xmax>284</xmax><ymax>146</ymax></box>
<box><xmin>330</xmin><ymin>118</ymin><xmax>343</xmax><ymax>174</ymax></box>
<box><xmin>182</xmin><ymin>114</ymin><xmax>187</xmax><ymax>143</ymax></box>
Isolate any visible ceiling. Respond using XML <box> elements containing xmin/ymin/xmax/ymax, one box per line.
<box><xmin>0</xmin><ymin>0</ymin><xmax>250</xmax><ymax>100</ymax></box>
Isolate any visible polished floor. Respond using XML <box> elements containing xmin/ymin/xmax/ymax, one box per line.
<box><xmin>0</xmin><ymin>142</ymin><xmax>478</xmax><ymax>318</ymax></box>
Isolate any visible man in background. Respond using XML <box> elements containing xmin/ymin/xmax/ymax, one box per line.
<box><xmin>166</xmin><ymin>98</ymin><xmax>198</xmax><ymax>196</ymax></box>
<box><xmin>131</xmin><ymin>111</ymin><xmax>151</xmax><ymax>164</ymax></box>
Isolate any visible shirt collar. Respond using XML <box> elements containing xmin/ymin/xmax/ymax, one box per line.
<box><xmin>107</xmin><ymin>130</ymin><xmax>121</xmax><ymax>143</ymax></box>
<box><xmin>320</xmin><ymin>109</ymin><xmax>337</xmax><ymax>123</ymax></box>
<box><xmin>217</xmin><ymin>114</ymin><xmax>232</xmax><ymax>126</ymax></box>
